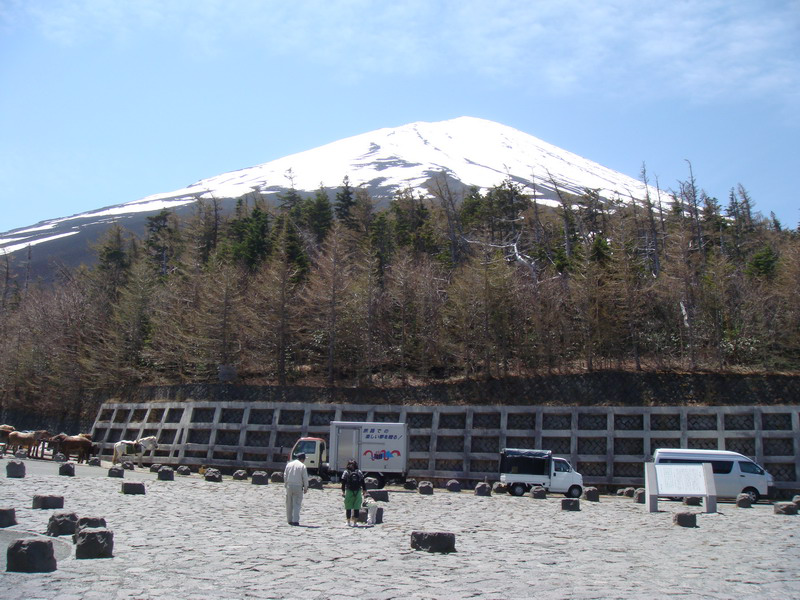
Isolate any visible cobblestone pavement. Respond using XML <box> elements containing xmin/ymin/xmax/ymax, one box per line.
<box><xmin>1</xmin><ymin>458</ymin><xmax>799</xmax><ymax>600</ymax></box>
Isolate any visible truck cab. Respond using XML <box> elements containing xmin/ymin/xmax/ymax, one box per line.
<box><xmin>290</xmin><ymin>437</ymin><xmax>329</xmax><ymax>478</ymax></box>
<box><xmin>499</xmin><ymin>448</ymin><xmax>583</xmax><ymax>498</ymax></box>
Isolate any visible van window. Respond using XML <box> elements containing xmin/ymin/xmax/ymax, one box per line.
<box><xmin>738</xmin><ymin>461</ymin><xmax>764</xmax><ymax>475</ymax></box>
<box><xmin>293</xmin><ymin>440</ymin><xmax>318</xmax><ymax>455</ymax></box>
<box><xmin>658</xmin><ymin>458</ymin><xmax>733</xmax><ymax>474</ymax></box>
<box><xmin>554</xmin><ymin>459</ymin><xmax>571</xmax><ymax>473</ymax></box>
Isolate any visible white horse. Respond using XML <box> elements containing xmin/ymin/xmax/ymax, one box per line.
<box><xmin>112</xmin><ymin>436</ymin><xmax>158</xmax><ymax>467</ymax></box>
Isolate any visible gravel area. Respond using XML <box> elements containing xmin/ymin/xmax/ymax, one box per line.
<box><xmin>1</xmin><ymin>458</ymin><xmax>799</xmax><ymax>599</ymax></box>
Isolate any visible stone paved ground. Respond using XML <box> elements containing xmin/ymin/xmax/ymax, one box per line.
<box><xmin>1</xmin><ymin>458</ymin><xmax>799</xmax><ymax>600</ymax></box>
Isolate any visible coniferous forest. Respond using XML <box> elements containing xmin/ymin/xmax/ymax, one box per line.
<box><xmin>1</xmin><ymin>171</ymin><xmax>798</xmax><ymax>416</ymax></box>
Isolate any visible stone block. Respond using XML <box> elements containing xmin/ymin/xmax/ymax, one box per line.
<box><xmin>158</xmin><ymin>466</ymin><xmax>175</xmax><ymax>481</ymax></box>
<box><xmin>367</xmin><ymin>490</ymin><xmax>389</xmax><ymax>502</ymax></box>
<box><xmin>46</xmin><ymin>511</ymin><xmax>78</xmax><ymax>537</ymax></box>
<box><xmin>623</xmin><ymin>487</ymin><xmax>636</xmax><ymax>498</ymax></box>
<box><xmin>474</xmin><ymin>482</ymin><xmax>491</xmax><ymax>497</ymax></box>
<box><xmin>773</xmin><ymin>502</ymin><xmax>798</xmax><ymax>515</ymax></box>
<box><xmin>410</xmin><ymin>531</ymin><xmax>456</xmax><ymax>553</ymax></box>
<box><xmin>204</xmin><ymin>469</ymin><xmax>222</xmax><ymax>482</ymax></box>
<box><xmin>358</xmin><ymin>507</ymin><xmax>383</xmax><ymax>525</ymax></box>
<box><xmin>107</xmin><ymin>466</ymin><xmax>124</xmax><ymax>478</ymax></box>
<box><xmin>251</xmin><ymin>471</ymin><xmax>269</xmax><ymax>485</ymax></box>
<box><xmin>122</xmin><ymin>482</ymin><xmax>146</xmax><ymax>495</ymax></box>
<box><xmin>582</xmin><ymin>487</ymin><xmax>600</xmax><ymax>502</ymax></box>
<box><xmin>561</xmin><ymin>498</ymin><xmax>580</xmax><ymax>511</ymax></box>
<box><xmin>87</xmin><ymin>457</ymin><xmax>101</xmax><ymax>467</ymax></box>
<box><xmin>736</xmin><ymin>494</ymin><xmax>752</xmax><ymax>508</ymax></box>
<box><xmin>232</xmin><ymin>470</ymin><xmax>248</xmax><ymax>481</ymax></box>
<box><xmin>403</xmin><ymin>478</ymin><xmax>418</xmax><ymax>490</ymax></box>
<box><xmin>792</xmin><ymin>495</ymin><xmax>800</xmax><ymax>508</ymax></box>
<box><xmin>492</xmin><ymin>482</ymin><xmax>508</xmax><ymax>494</ymax></box>
<box><xmin>176</xmin><ymin>465</ymin><xmax>192</xmax><ymax>476</ymax></box>
<box><xmin>53</xmin><ymin>453</ymin><xmax>67</xmax><ymax>463</ymax></box>
<box><xmin>75</xmin><ymin>516</ymin><xmax>107</xmax><ymax>538</ymax></box>
<box><xmin>616</xmin><ymin>488</ymin><xmax>626</xmax><ymax>496</ymax></box>
<box><xmin>633</xmin><ymin>489</ymin><xmax>646</xmax><ymax>504</ymax></box>
<box><xmin>32</xmin><ymin>495</ymin><xmax>64</xmax><ymax>509</ymax></box>
<box><xmin>0</xmin><ymin>507</ymin><xmax>17</xmax><ymax>527</ymax></box>
<box><xmin>446</xmin><ymin>479</ymin><xmax>461</xmax><ymax>493</ymax></box>
<box><xmin>270</xmin><ymin>472</ymin><xmax>284</xmax><ymax>483</ymax></box>
<box><xmin>308</xmin><ymin>476</ymin><xmax>324</xmax><ymax>490</ymax></box>
<box><xmin>6</xmin><ymin>460</ymin><xmax>25</xmax><ymax>478</ymax></box>
<box><xmin>673</xmin><ymin>512</ymin><xmax>697</xmax><ymax>527</ymax></box>
<box><xmin>75</xmin><ymin>527</ymin><xmax>114</xmax><ymax>559</ymax></box>
<box><xmin>58</xmin><ymin>462</ymin><xmax>75</xmax><ymax>477</ymax></box>
<box><xmin>530</xmin><ymin>486</ymin><xmax>547</xmax><ymax>499</ymax></box>
<box><xmin>683</xmin><ymin>496</ymin><xmax>702</xmax><ymax>506</ymax></box>
<box><xmin>122</xmin><ymin>461</ymin><xmax>135</xmax><ymax>471</ymax></box>
<box><xmin>149</xmin><ymin>464</ymin><xmax>162</xmax><ymax>473</ymax></box>
<box><xmin>418</xmin><ymin>481</ymin><xmax>434</xmax><ymax>495</ymax></box>
<box><xmin>364</xmin><ymin>477</ymin><xmax>380</xmax><ymax>490</ymax></box>
<box><xmin>14</xmin><ymin>450</ymin><xmax>28</xmax><ymax>459</ymax></box>
<box><xmin>6</xmin><ymin>538</ymin><xmax>57</xmax><ymax>572</ymax></box>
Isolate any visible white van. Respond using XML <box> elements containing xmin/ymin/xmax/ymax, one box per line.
<box><xmin>652</xmin><ymin>448</ymin><xmax>774</xmax><ymax>502</ymax></box>
<box><xmin>500</xmin><ymin>448</ymin><xmax>584</xmax><ymax>498</ymax></box>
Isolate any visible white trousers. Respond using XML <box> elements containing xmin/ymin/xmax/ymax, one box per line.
<box><xmin>366</xmin><ymin>504</ymin><xmax>378</xmax><ymax>525</ymax></box>
<box><xmin>285</xmin><ymin>485</ymin><xmax>304</xmax><ymax>523</ymax></box>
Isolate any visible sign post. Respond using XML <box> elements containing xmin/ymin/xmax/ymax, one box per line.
<box><xmin>644</xmin><ymin>462</ymin><xmax>718</xmax><ymax>513</ymax></box>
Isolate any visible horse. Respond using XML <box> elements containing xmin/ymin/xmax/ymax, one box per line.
<box><xmin>0</xmin><ymin>424</ymin><xmax>14</xmax><ymax>452</ymax></box>
<box><xmin>49</xmin><ymin>433</ymin><xmax>94</xmax><ymax>463</ymax></box>
<box><xmin>112</xmin><ymin>436</ymin><xmax>158</xmax><ymax>467</ymax></box>
<box><xmin>6</xmin><ymin>430</ymin><xmax>51</xmax><ymax>457</ymax></box>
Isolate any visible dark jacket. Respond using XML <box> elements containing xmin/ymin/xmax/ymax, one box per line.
<box><xmin>341</xmin><ymin>468</ymin><xmax>367</xmax><ymax>493</ymax></box>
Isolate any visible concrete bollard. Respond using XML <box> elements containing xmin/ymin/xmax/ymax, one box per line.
<box><xmin>14</xmin><ymin>450</ymin><xmax>28</xmax><ymax>459</ymax></box>
<box><xmin>673</xmin><ymin>512</ymin><xmax>697</xmax><ymax>527</ymax></box>
<box><xmin>308</xmin><ymin>476</ymin><xmax>324</xmax><ymax>490</ymax></box>
<box><xmin>53</xmin><ymin>453</ymin><xmax>67</xmax><ymax>463</ymax></box>
<box><xmin>792</xmin><ymin>495</ymin><xmax>800</xmax><ymax>509</ymax></box>
<box><xmin>251</xmin><ymin>471</ymin><xmax>269</xmax><ymax>485</ymax></box>
<box><xmin>623</xmin><ymin>487</ymin><xmax>636</xmax><ymax>498</ymax></box>
<box><xmin>122</xmin><ymin>461</ymin><xmax>135</xmax><ymax>471</ymax></box>
<box><xmin>736</xmin><ymin>494</ymin><xmax>752</xmax><ymax>508</ymax></box>
<box><xmin>410</xmin><ymin>531</ymin><xmax>456</xmax><ymax>553</ymax></box>
<box><xmin>561</xmin><ymin>498</ymin><xmax>581</xmax><ymax>511</ymax></box>
<box><xmin>176</xmin><ymin>466</ymin><xmax>192</xmax><ymax>476</ymax></box>
<box><xmin>74</xmin><ymin>517</ymin><xmax>107</xmax><ymax>542</ymax></box>
<box><xmin>446</xmin><ymin>479</ymin><xmax>462</xmax><ymax>493</ymax></box>
<box><xmin>6</xmin><ymin>538</ymin><xmax>57</xmax><ymax>572</ymax></box>
<box><xmin>58</xmin><ymin>462</ymin><xmax>75</xmax><ymax>477</ymax></box>
<box><xmin>530</xmin><ymin>486</ymin><xmax>547</xmax><ymax>499</ymax></box>
<box><xmin>75</xmin><ymin>527</ymin><xmax>114</xmax><ymax>559</ymax></box>
<box><xmin>474</xmin><ymin>482</ymin><xmax>491</xmax><ymax>497</ymax></box>
<box><xmin>364</xmin><ymin>477</ymin><xmax>380</xmax><ymax>490</ymax></box>
<box><xmin>46</xmin><ymin>511</ymin><xmax>78</xmax><ymax>536</ymax></box>
<box><xmin>492</xmin><ymin>482</ymin><xmax>508</xmax><ymax>494</ymax></box>
<box><xmin>403</xmin><ymin>479</ymin><xmax>418</xmax><ymax>490</ymax></box>
<box><xmin>357</xmin><ymin>507</ymin><xmax>384</xmax><ymax>525</ymax></box>
<box><xmin>0</xmin><ymin>507</ymin><xmax>17</xmax><ymax>527</ymax></box>
<box><xmin>204</xmin><ymin>469</ymin><xmax>222</xmax><ymax>482</ymax></box>
<box><xmin>107</xmin><ymin>466</ymin><xmax>124</xmax><ymax>478</ymax></box>
<box><xmin>367</xmin><ymin>490</ymin><xmax>389</xmax><ymax>502</ymax></box>
<box><xmin>158</xmin><ymin>466</ymin><xmax>175</xmax><ymax>481</ymax></box>
<box><xmin>232</xmin><ymin>470</ymin><xmax>248</xmax><ymax>481</ymax></box>
<box><xmin>583</xmin><ymin>487</ymin><xmax>600</xmax><ymax>502</ymax></box>
<box><xmin>122</xmin><ymin>482</ymin><xmax>146</xmax><ymax>495</ymax></box>
<box><xmin>32</xmin><ymin>495</ymin><xmax>64</xmax><ymax>509</ymax></box>
<box><xmin>683</xmin><ymin>496</ymin><xmax>703</xmax><ymax>506</ymax></box>
<box><xmin>149</xmin><ymin>464</ymin><xmax>162</xmax><ymax>473</ymax></box>
<box><xmin>418</xmin><ymin>481</ymin><xmax>434</xmax><ymax>495</ymax></box>
<box><xmin>773</xmin><ymin>502</ymin><xmax>798</xmax><ymax>515</ymax></box>
<box><xmin>270</xmin><ymin>472</ymin><xmax>284</xmax><ymax>484</ymax></box>
<box><xmin>6</xmin><ymin>460</ymin><xmax>25</xmax><ymax>478</ymax></box>
<box><xmin>87</xmin><ymin>457</ymin><xmax>101</xmax><ymax>467</ymax></box>
<box><xmin>633</xmin><ymin>488</ymin><xmax>646</xmax><ymax>504</ymax></box>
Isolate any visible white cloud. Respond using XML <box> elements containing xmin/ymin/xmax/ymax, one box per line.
<box><xmin>5</xmin><ymin>0</ymin><xmax>799</xmax><ymax>104</ymax></box>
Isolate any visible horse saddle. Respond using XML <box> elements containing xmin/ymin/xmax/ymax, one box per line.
<box><xmin>125</xmin><ymin>442</ymin><xmax>143</xmax><ymax>454</ymax></box>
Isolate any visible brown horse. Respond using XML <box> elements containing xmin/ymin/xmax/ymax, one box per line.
<box><xmin>49</xmin><ymin>433</ymin><xmax>94</xmax><ymax>463</ymax></box>
<box><xmin>0</xmin><ymin>425</ymin><xmax>14</xmax><ymax>451</ymax></box>
<box><xmin>6</xmin><ymin>430</ymin><xmax>51</xmax><ymax>457</ymax></box>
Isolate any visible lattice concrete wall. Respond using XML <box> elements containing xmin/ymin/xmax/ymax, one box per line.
<box><xmin>91</xmin><ymin>402</ymin><xmax>800</xmax><ymax>488</ymax></box>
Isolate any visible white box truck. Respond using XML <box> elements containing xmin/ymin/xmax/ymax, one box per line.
<box><xmin>652</xmin><ymin>448</ymin><xmax>775</xmax><ymax>502</ymax></box>
<box><xmin>290</xmin><ymin>421</ymin><xmax>408</xmax><ymax>488</ymax></box>
<box><xmin>499</xmin><ymin>448</ymin><xmax>584</xmax><ymax>498</ymax></box>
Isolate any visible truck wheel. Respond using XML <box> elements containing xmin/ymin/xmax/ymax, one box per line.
<box><xmin>566</xmin><ymin>485</ymin><xmax>582</xmax><ymax>498</ymax></box>
<box><xmin>742</xmin><ymin>487</ymin><xmax>760</xmax><ymax>503</ymax></box>
<box><xmin>509</xmin><ymin>483</ymin><xmax>527</xmax><ymax>497</ymax></box>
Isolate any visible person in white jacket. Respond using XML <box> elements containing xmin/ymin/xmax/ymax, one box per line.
<box><xmin>283</xmin><ymin>452</ymin><xmax>309</xmax><ymax>526</ymax></box>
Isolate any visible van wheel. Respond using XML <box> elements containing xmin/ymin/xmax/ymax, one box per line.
<box><xmin>742</xmin><ymin>487</ymin><xmax>760</xmax><ymax>503</ymax></box>
<box><xmin>566</xmin><ymin>485</ymin><xmax>582</xmax><ymax>498</ymax></box>
<box><xmin>509</xmin><ymin>483</ymin><xmax>527</xmax><ymax>497</ymax></box>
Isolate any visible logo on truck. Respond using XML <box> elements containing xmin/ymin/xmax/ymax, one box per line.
<box><xmin>363</xmin><ymin>449</ymin><xmax>402</xmax><ymax>461</ymax></box>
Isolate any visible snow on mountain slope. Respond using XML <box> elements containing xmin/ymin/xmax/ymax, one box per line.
<box><xmin>1</xmin><ymin>117</ymin><xmax>657</xmax><ymax>275</ymax></box>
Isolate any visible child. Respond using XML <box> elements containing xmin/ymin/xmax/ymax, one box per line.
<box><xmin>362</xmin><ymin>493</ymin><xmax>379</xmax><ymax>526</ymax></box>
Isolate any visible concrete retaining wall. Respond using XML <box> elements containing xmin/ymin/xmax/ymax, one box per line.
<box><xmin>91</xmin><ymin>401</ymin><xmax>800</xmax><ymax>488</ymax></box>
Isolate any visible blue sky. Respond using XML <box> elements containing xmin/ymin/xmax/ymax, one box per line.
<box><xmin>1</xmin><ymin>0</ymin><xmax>798</xmax><ymax>232</ymax></box>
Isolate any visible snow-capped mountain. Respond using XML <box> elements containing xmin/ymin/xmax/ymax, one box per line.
<box><xmin>1</xmin><ymin>117</ymin><xmax>656</xmax><ymax>278</ymax></box>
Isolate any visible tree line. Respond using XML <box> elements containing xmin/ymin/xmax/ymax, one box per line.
<box><xmin>1</xmin><ymin>169</ymin><xmax>798</xmax><ymax>415</ymax></box>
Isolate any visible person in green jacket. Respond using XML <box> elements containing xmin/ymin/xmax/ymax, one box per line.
<box><xmin>341</xmin><ymin>460</ymin><xmax>367</xmax><ymax>526</ymax></box>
